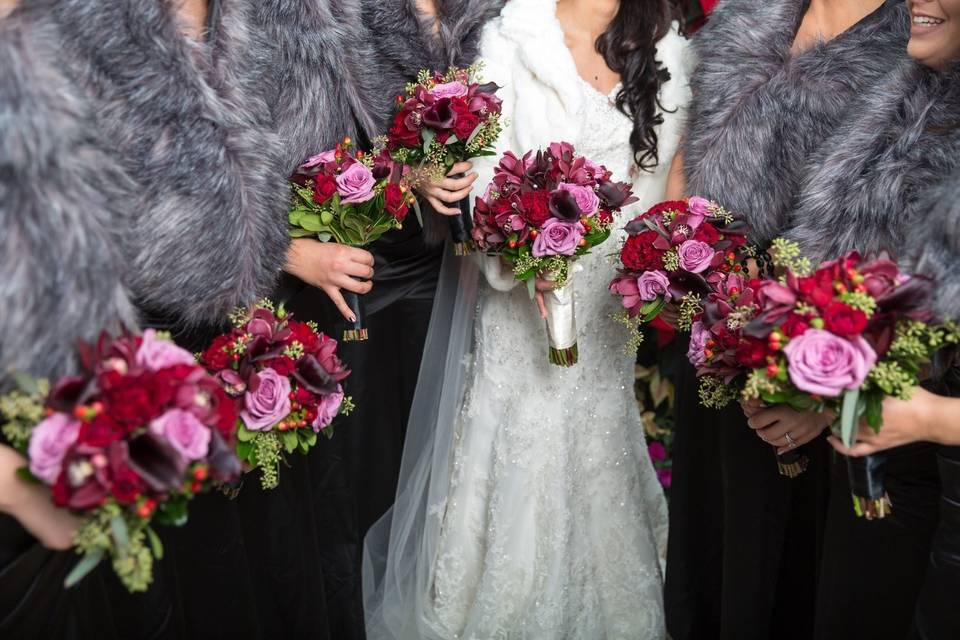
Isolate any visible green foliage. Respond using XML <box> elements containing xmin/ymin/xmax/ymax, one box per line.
<box><xmin>0</xmin><ymin>377</ymin><xmax>49</xmax><ymax>452</ymax></box>
<box><xmin>288</xmin><ymin>182</ymin><xmax>401</xmax><ymax>247</ymax></box>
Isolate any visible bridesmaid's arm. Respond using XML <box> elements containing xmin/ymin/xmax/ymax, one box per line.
<box><xmin>0</xmin><ymin>445</ymin><xmax>78</xmax><ymax>550</ymax></box>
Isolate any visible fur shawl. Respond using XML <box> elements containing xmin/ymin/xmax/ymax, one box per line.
<box><xmin>682</xmin><ymin>0</ymin><xmax>910</xmax><ymax>245</ymax></box>
<box><xmin>907</xmin><ymin>172</ymin><xmax>960</xmax><ymax>320</ymax></box>
<box><xmin>0</xmin><ymin>6</ymin><xmax>138</xmax><ymax>386</ymax></box>
<box><xmin>786</xmin><ymin>61</ymin><xmax>960</xmax><ymax>262</ymax></box>
<box><xmin>49</xmin><ymin>0</ymin><xmax>290</xmax><ymax>326</ymax></box>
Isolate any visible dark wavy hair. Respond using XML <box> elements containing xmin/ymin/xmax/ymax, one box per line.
<box><xmin>596</xmin><ymin>0</ymin><xmax>676</xmax><ymax>172</ymax></box>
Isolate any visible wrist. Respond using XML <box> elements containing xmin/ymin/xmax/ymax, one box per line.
<box><xmin>0</xmin><ymin>446</ymin><xmax>31</xmax><ymax>514</ymax></box>
<box><xmin>916</xmin><ymin>388</ymin><xmax>944</xmax><ymax>445</ymax></box>
<box><xmin>284</xmin><ymin>238</ymin><xmax>312</xmax><ymax>281</ymax></box>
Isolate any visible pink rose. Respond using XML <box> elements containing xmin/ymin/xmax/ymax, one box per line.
<box><xmin>687</xmin><ymin>196</ymin><xmax>712</xmax><ymax>218</ymax></box>
<box><xmin>678</xmin><ymin>239</ymin><xmax>716</xmax><ymax>273</ymax></box>
<box><xmin>430</xmin><ymin>81</ymin><xmax>469</xmax><ymax>99</ymax></box>
<box><xmin>149</xmin><ymin>409</ymin><xmax>211</xmax><ymax>461</ymax></box>
<box><xmin>557</xmin><ymin>183</ymin><xmax>600</xmax><ymax>216</ymax></box>
<box><xmin>687</xmin><ymin>320</ymin><xmax>710</xmax><ymax>368</ymax></box>
<box><xmin>136</xmin><ymin>329</ymin><xmax>196</xmax><ymax>371</ymax></box>
<box><xmin>637</xmin><ymin>270</ymin><xmax>672</xmax><ymax>302</ymax></box>
<box><xmin>311</xmin><ymin>386</ymin><xmax>344</xmax><ymax>433</ymax></box>
<box><xmin>28</xmin><ymin>413</ymin><xmax>81</xmax><ymax>484</ymax></box>
<box><xmin>240</xmin><ymin>368</ymin><xmax>292</xmax><ymax>431</ymax></box>
<box><xmin>782</xmin><ymin>329</ymin><xmax>877</xmax><ymax>397</ymax></box>
<box><xmin>299</xmin><ymin>149</ymin><xmax>336</xmax><ymax>170</ymax></box>
<box><xmin>532</xmin><ymin>218</ymin><xmax>584</xmax><ymax>257</ymax></box>
<box><xmin>335</xmin><ymin>162</ymin><xmax>376</xmax><ymax>204</ymax></box>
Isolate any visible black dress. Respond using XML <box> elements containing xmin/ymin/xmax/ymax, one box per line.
<box><xmin>276</xmin><ymin>216</ymin><xmax>443</xmax><ymax>639</ymax></box>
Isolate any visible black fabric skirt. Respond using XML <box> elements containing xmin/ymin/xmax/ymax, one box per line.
<box><xmin>814</xmin><ymin>443</ymin><xmax>940</xmax><ymax>640</ymax></box>
<box><xmin>665</xmin><ymin>344</ymin><xmax>830</xmax><ymax>640</ymax></box>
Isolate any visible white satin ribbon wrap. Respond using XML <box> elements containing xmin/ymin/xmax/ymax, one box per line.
<box><xmin>544</xmin><ymin>262</ymin><xmax>582</xmax><ymax>356</ymax></box>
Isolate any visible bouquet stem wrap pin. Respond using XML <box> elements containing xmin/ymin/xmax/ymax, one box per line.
<box><xmin>544</xmin><ymin>279</ymin><xmax>578</xmax><ymax>367</ymax></box>
<box><xmin>846</xmin><ymin>453</ymin><xmax>891</xmax><ymax>520</ymax></box>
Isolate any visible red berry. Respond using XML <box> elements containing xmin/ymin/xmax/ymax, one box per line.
<box><xmin>192</xmin><ymin>466</ymin><xmax>208</xmax><ymax>482</ymax></box>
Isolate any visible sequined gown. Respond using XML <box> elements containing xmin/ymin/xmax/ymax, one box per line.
<box><xmin>421</xmin><ymin>2</ymin><xmax>691</xmax><ymax>637</ymax></box>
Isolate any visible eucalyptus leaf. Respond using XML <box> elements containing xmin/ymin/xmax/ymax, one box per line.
<box><xmin>316</xmin><ymin>232</ymin><xmax>332</xmax><ymax>243</ymax></box>
<box><xmin>237</xmin><ymin>440</ymin><xmax>254</xmax><ymax>460</ymax></box>
<box><xmin>64</xmin><ymin>548</ymin><xmax>106</xmax><ymax>589</ymax></box>
<box><xmin>281</xmin><ymin>430</ymin><xmax>298</xmax><ymax>454</ymax></box>
<box><xmin>320</xmin><ymin>211</ymin><xmax>335</xmax><ymax>225</ymax></box>
<box><xmin>444</xmin><ymin>134</ymin><xmax>459</xmax><ymax>146</ymax></box>
<box><xmin>12</xmin><ymin>371</ymin><xmax>40</xmax><ymax>395</ymax></box>
<box><xmin>840</xmin><ymin>387</ymin><xmax>860</xmax><ymax>448</ymax></box>
<box><xmin>110</xmin><ymin>515</ymin><xmax>130</xmax><ymax>551</ymax></box>
<box><xmin>527</xmin><ymin>279</ymin><xmax>536</xmax><ymax>300</ymax></box>
<box><xmin>465</xmin><ymin>124</ymin><xmax>484</xmax><ymax>147</ymax></box>
<box><xmin>298</xmin><ymin>214</ymin><xmax>325</xmax><ymax>233</ymax></box>
<box><xmin>237</xmin><ymin>425</ymin><xmax>257</xmax><ymax>443</ymax></box>
<box><xmin>412</xmin><ymin>199</ymin><xmax>424</xmax><ymax>228</ymax></box>
<box><xmin>422</xmin><ymin>128</ymin><xmax>436</xmax><ymax>154</ymax></box>
<box><xmin>288</xmin><ymin>228</ymin><xmax>314</xmax><ymax>238</ymax></box>
<box><xmin>864</xmin><ymin>393</ymin><xmax>883</xmax><ymax>431</ymax></box>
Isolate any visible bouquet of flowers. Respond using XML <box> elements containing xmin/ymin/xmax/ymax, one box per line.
<box><xmin>693</xmin><ymin>239</ymin><xmax>960</xmax><ymax>514</ymax></box>
<box><xmin>386</xmin><ymin>65</ymin><xmax>503</xmax><ymax>255</ymax></box>
<box><xmin>472</xmin><ymin>141</ymin><xmax>636</xmax><ymax>366</ymax></box>
<box><xmin>0</xmin><ymin>331</ymin><xmax>242</xmax><ymax>592</ymax></box>
<box><xmin>288</xmin><ymin>138</ymin><xmax>414</xmax><ymax>341</ymax></box>
<box><xmin>608</xmin><ymin>197</ymin><xmax>750</xmax><ymax>350</ymax></box>
<box><xmin>199</xmin><ymin>301</ymin><xmax>353</xmax><ymax>490</ymax></box>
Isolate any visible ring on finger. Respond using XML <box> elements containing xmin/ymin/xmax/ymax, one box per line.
<box><xmin>784</xmin><ymin>432</ymin><xmax>798</xmax><ymax>449</ymax></box>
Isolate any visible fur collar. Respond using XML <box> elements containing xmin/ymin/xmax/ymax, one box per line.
<box><xmin>682</xmin><ymin>0</ymin><xmax>910</xmax><ymax>245</ymax></box>
<box><xmin>909</xmin><ymin>171</ymin><xmax>960</xmax><ymax>320</ymax></box>
<box><xmin>786</xmin><ymin>61</ymin><xmax>960</xmax><ymax>262</ymax></box>
<box><xmin>50</xmin><ymin>0</ymin><xmax>290</xmax><ymax>326</ymax></box>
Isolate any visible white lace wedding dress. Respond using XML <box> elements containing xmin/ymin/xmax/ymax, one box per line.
<box><xmin>363</xmin><ymin>1</ymin><xmax>691</xmax><ymax>638</ymax></box>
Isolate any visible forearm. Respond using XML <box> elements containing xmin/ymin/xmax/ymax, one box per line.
<box><xmin>921</xmin><ymin>393</ymin><xmax>960</xmax><ymax>446</ymax></box>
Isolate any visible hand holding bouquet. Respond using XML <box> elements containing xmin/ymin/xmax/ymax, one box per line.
<box><xmin>199</xmin><ymin>301</ymin><xmax>352</xmax><ymax>491</ymax></box>
<box><xmin>0</xmin><ymin>331</ymin><xmax>242</xmax><ymax>592</ymax></box>
<box><xmin>289</xmin><ymin>138</ymin><xmax>414</xmax><ymax>340</ymax></box>
<box><xmin>472</xmin><ymin>141</ymin><xmax>636</xmax><ymax>366</ymax></box>
<box><xmin>608</xmin><ymin>197</ymin><xmax>750</xmax><ymax>350</ymax></box>
<box><xmin>386</xmin><ymin>65</ymin><xmax>503</xmax><ymax>255</ymax></box>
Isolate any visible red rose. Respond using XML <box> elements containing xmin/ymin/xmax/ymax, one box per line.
<box><xmin>736</xmin><ymin>336</ymin><xmax>770</xmax><ymax>369</ymax></box>
<box><xmin>388</xmin><ymin>111</ymin><xmax>420</xmax><ymax>148</ymax></box>
<box><xmin>201</xmin><ymin>334</ymin><xmax>233</xmax><ymax>370</ymax></box>
<box><xmin>78</xmin><ymin>415</ymin><xmax>125</xmax><ymax>447</ymax></box>
<box><xmin>798</xmin><ymin>270</ymin><xmax>836</xmax><ymax>309</ymax></box>
<box><xmin>620</xmin><ymin>231</ymin><xmax>665</xmax><ymax>271</ymax></box>
<box><xmin>451</xmin><ymin>101</ymin><xmax>481</xmax><ymax>141</ymax></box>
<box><xmin>518</xmin><ymin>190</ymin><xmax>552</xmax><ymax>227</ymax></box>
<box><xmin>694</xmin><ymin>222</ymin><xmax>720</xmax><ymax>245</ymax></box>
<box><xmin>384</xmin><ymin>183</ymin><xmax>409</xmax><ymax>222</ymax></box>
<box><xmin>110</xmin><ymin>463</ymin><xmax>144</xmax><ymax>505</ymax></box>
<box><xmin>295</xmin><ymin>386</ymin><xmax>320</xmax><ymax>409</ymax></box>
<box><xmin>212</xmin><ymin>387</ymin><xmax>239</xmax><ymax>440</ymax></box>
<box><xmin>781</xmin><ymin>314</ymin><xmax>810</xmax><ymax>338</ymax></box>
<box><xmin>312</xmin><ymin>174</ymin><xmax>338</xmax><ymax>205</ymax></box>
<box><xmin>822</xmin><ymin>302</ymin><xmax>868</xmax><ymax>337</ymax></box>
<box><xmin>642</xmin><ymin>200</ymin><xmax>688</xmax><ymax>219</ymax></box>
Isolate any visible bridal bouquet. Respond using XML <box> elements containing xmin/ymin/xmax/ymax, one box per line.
<box><xmin>608</xmin><ymin>197</ymin><xmax>750</xmax><ymax>350</ymax></box>
<box><xmin>472</xmin><ymin>141</ymin><xmax>636</xmax><ymax>366</ymax></box>
<box><xmin>702</xmin><ymin>240</ymin><xmax>960</xmax><ymax>515</ymax></box>
<box><xmin>199</xmin><ymin>301</ymin><xmax>353</xmax><ymax>491</ymax></box>
<box><xmin>386</xmin><ymin>64</ymin><xmax>503</xmax><ymax>255</ymax></box>
<box><xmin>288</xmin><ymin>137</ymin><xmax>414</xmax><ymax>340</ymax></box>
<box><xmin>0</xmin><ymin>331</ymin><xmax>242</xmax><ymax>592</ymax></box>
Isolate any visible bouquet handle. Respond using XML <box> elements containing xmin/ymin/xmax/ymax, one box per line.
<box><xmin>448</xmin><ymin>172</ymin><xmax>474</xmax><ymax>256</ymax></box>
<box><xmin>338</xmin><ymin>290</ymin><xmax>368</xmax><ymax>342</ymax></box>
<box><xmin>544</xmin><ymin>282</ymin><xmax>578</xmax><ymax>367</ymax></box>
<box><xmin>845</xmin><ymin>453</ymin><xmax>891</xmax><ymax>520</ymax></box>
<box><xmin>776</xmin><ymin>448</ymin><xmax>809</xmax><ymax>478</ymax></box>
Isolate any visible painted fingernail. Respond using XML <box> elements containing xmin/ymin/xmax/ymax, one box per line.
<box><xmin>348</xmin><ymin>315</ymin><xmax>356</xmax><ymax>323</ymax></box>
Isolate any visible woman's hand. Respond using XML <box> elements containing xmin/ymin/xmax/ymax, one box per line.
<box><xmin>828</xmin><ymin>389</ymin><xmax>937</xmax><ymax>456</ymax></box>
<box><xmin>0</xmin><ymin>445</ymin><xmax>79</xmax><ymax>550</ymax></box>
<box><xmin>418</xmin><ymin>161</ymin><xmax>478</xmax><ymax>216</ymax></box>
<box><xmin>745</xmin><ymin>404</ymin><xmax>832</xmax><ymax>455</ymax></box>
<box><xmin>533</xmin><ymin>277</ymin><xmax>556</xmax><ymax>319</ymax></box>
<box><xmin>285</xmin><ymin>238</ymin><xmax>375</xmax><ymax>321</ymax></box>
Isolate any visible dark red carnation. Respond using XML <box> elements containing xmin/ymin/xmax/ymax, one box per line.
<box><xmin>78</xmin><ymin>415</ymin><xmax>125</xmax><ymax>447</ymax></box>
<box><xmin>694</xmin><ymin>222</ymin><xmax>720</xmax><ymax>245</ymax></box>
<box><xmin>736</xmin><ymin>336</ymin><xmax>770</xmax><ymax>369</ymax></box>
<box><xmin>212</xmin><ymin>387</ymin><xmax>239</xmax><ymax>440</ymax></box>
<box><xmin>822</xmin><ymin>302</ymin><xmax>868</xmax><ymax>337</ymax></box>
<box><xmin>620</xmin><ymin>231</ymin><xmax>665</xmax><ymax>271</ymax></box>
<box><xmin>295</xmin><ymin>386</ymin><xmax>320</xmax><ymax>409</ymax></box>
<box><xmin>101</xmin><ymin>380</ymin><xmax>159</xmax><ymax>427</ymax></box>
<box><xmin>312</xmin><ymin>175</ymin><xmax>338</xmax><ymax>205</ymax></box>
<box><xmin>286</xmin><ymin>320</ymin><xmax>320</xmax><ymax>353</ymax></box>
<box><xmin>518</xmin><ymin>190</ymin><xmax>552</xmax><ymax>227</ymax></box>
<box><xmin>642</xmin><ymin>200</ymin><xmax>688</xmax><ymax>219</ymax></box>
<box><xmin>781</xmin><ymin>314</ymin><xmax>810</xmax><ymax>338</ymax></box>
<box><xmin>384</xmin><ymin>183</ymin><xmax>410</xmax><ymax>222</ymax></box>
<box><xmin>263</xmin><ymin>356</ymin><xmax>296</xmax><ymax>377</ymax></box>
<box><xmin>110</xmin><ymin>463</ymin><xmax>144</xmax><ymax>505</ymax></box>
<box><xmin>201</xmin><ymin>334</ymin><xmax>233</xmax><ymax>370</ymax></box>
<box><xmin>798</xmin><ymin>271</ymin><xmax>836</xmax><ymax>309</ymax></box>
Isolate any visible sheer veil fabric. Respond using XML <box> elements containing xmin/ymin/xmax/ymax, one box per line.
<box><xmin>363</xmin><ymin>0</ymin><xmax>692</xmax><ymax>637</ymax></box>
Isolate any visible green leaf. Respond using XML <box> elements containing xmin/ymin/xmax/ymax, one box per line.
<box><xmin>304</xmin><ymin>431</ymin><xmax>317</xmax><ymax>448</ymax></box>
<box><xmin>526</xmin><ymin>278</ymin><xmax>536</xmax><ymax>300</ymax></box>
<box><xmin>444</xmin><ymin>134</ymin><xmax>459</xmax><ymax>146</ymax></box>
<box><xmin>315</xmin><ymin>232</ymin><xmax>332</xmax><ymax>243</ymax></box>
<box><xmin>298</xmin><ymin>214</ymin><xmax>325</xmax><ymax>233</ymax></box>
<box><xmin>110</xmin><ymin>515</ymin><xmax>130</xmax><ymax>551</ymax></box>
<box><xmin>146</xmin><ymin>527</ymin><xmax>164</xmax><ymax>560</ymax></box>
<box><xmin>15</xmin><ymin>466</ymin><xmax>38</xmax><ymax>484</ymax></box>
<box><xmin>412</xmin><ymin>199</ymin><xmax>424</xmax><ymax>228</ymax></box>
<box><xmin>237</xmin><ymin>425</ymin><xmax>257</xmax><ymax>443</ymax></box>
<box><xmin>840</xmin><ymin>387</ymin><xmax>860</xmax><ymax>448</ymax></box>
<box><xmin>640</xmin><ymin>297</ymin><xmax>666</xmax><ymax>323</ymax></box>
<box><xmin>864</xmin><ymin>392</ymin><xmax>883</xmax><ymax>432</ymax></box>
<box><xmin>12</xmin><ymin>372</ymin><xmax>40</xmax><ymax>396</ymax></box>
<box><xmin>236</xmin><ymin>440</ymin><xmax>254</xmax><ymax>460</ymax></box>
<box><xmin>288</xmin><ymin>227</ymin><xmax>314</xmax><ymax>238</ymax></box>
<box><xmin>281</xmin><ymin>430</ymin><xmax>298</xmax><ymax>454</ymax></box>
<box><xmin>64</xmin><ymin>548</ymin><xmax>106</xmax><ymax>589</ymax></box>
<box><xmin>422</xmin><ymin>129</ymin><xmax>436</xmax><ymax>154</ymax></box>
<box><xmin>320</xmin><ymin>210</ymin><xmax>335</xmax><ymax>225</ymax></box>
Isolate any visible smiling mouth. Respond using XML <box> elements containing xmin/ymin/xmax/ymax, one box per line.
<box><xmin>912</xmin><ymin>14</ymin><xmax>946</xmax><ymax>27</ymax></box>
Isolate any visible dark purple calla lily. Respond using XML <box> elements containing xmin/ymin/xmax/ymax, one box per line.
<box><xmin>206</xmin><ymin>430</ymin><xmax>242</xmax><ymax>483</ymax></box>
<box><xmin>548</xmin><ymin>190</ymin><xmax>581</xmax><ymax>222</ymax></box>
<box><xmin>422</xmin><ymin>98</ymin><xmax>456</xmax><ymax>129</ymax></box>
<box><xmin>293</xmin><ymin>354</ymin><xmax>340</xmax><ymax>396</ymax></box>
<box><xmin>127</xmin><ymin>433</ymin><xmax>187</xmax><ymax>493</ymax></box>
